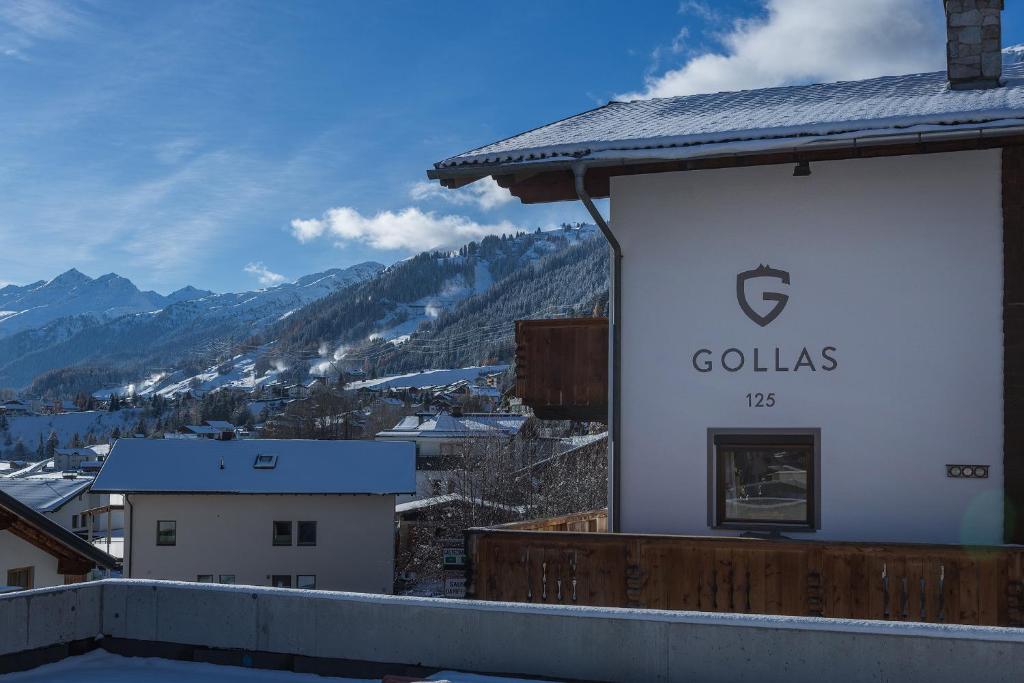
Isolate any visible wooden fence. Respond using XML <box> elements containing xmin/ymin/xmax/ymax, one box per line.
<box><xmin>496</xmin><ymin>509</ymin><xmax>608</xmax><ymax>533</ymax></box>
<box><xmin>514</xmin><ymin>318</ymin><xmax>607</xmax><ymax>421</ymax></box>
<box><xmin>465</xmin><ymin>529</ymin><xmax>1024</xmax><ymax>626</ymax></box>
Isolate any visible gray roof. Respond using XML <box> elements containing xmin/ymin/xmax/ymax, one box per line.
<box><xmin>92</xmin><ymin>438</ymin><xmax>415</xmax><ymax>495</ymax></box>
<box><xmin>433</xmin><ymin>56</ymin><xmax>1024</xmax><ymax>173</ymax></box>
<box><xmin>377</xmin><ymin>412</ymin><xmax>526</xmax><ymax>440</ymax></box>
<box><xmin>0</xmin><ymin>476</ymin><xmax>93</xmax><ymax>512</ymax></box>
<box><xmin>0</xmin><ymin>489</ymin><xmax>116</xmax><ymax>569</ymax></box>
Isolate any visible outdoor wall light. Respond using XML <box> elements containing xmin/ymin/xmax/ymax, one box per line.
<box><xmin>946</xmin><ymin>464</ymin><xmax>989</xmax><ymax>478</ymax></box>
<box><xmin>793</xmin><ymin>161</ymin><xmax>811</xmax><ymax>177</ymax></box>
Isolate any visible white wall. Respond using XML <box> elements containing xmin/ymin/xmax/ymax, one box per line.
<box><xmin>125</xmin><ymin>493</ymin><xmax>395</xmax><ymax>593</ymax></box>
<box><xmin>0</xmin><ymin>530</ymin><xmax>63</xmax><ymax>589</ymax></box>
<box><xmin>610</xmin><ymin>150</ymin><xmax>1004</xmax><ymax>544</ymax></box>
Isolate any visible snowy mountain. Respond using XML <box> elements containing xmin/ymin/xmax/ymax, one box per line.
<box><xmin>0</xmin><ymin>269</ymin><xmax>210</xmax><ymax>338</ymax></box>
<box><xmin>2</xmin><ymin>225</ymin><xmax>604</xmax><ymax>398</ymax></box>
<box><xmin>0</xmin><ymin>262</ymin><xmax>383</xmax><ymax>392</ymax></box>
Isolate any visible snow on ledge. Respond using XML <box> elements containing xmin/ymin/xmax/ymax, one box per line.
<box><xmin>14</xmin><ymin>579</ymin><xmax>1019</xmax><ymax>644</ymax></box>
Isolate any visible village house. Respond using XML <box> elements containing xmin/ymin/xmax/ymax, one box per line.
<box><xmin>376</xmin><ymin>410</ymin><xmax>527</xmax><ymax>501</ymax></box>
<box><xmin>171</xmin><ymin>420</ymin><xmax>236</xmax><ymax>440</ymax></box>
<box><xmin>53</xmin><ymin>444</ymin><xmax>109</xmax><ymax>471</ymax></box>
<box><xmin>0</xmin><ymin>489</ymin><xmax>115</xmax><ymax>590</ymax></box>
<box><xmin>419</xmin><ymin>0</ymin><xmax>1024</xmax><ymax>626</ymax></box>
<box><xmin>0</xmin><ymin>473</ymin><xmax>120</xmax><ymax>538</ymax></box>
<box><xmin>0</xmin><ymin>400</ymin><xmax>34</xmax><ymax>417</ymax></box>
<box><xmin>91</xmin><ymin>438</ymin><xmax>414</xmax><ymax>592</ymax></box>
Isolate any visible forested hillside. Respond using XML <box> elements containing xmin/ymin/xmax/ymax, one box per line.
<box><xmin>263</xmin><ymin>227</ymin><xmax>608</xmax><ymax>379</ymax></box>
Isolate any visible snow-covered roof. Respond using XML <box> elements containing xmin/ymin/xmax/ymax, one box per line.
<box><xmin>395</xmin><ymin>492</ymin><xmax>525</xmax><ymax>515</ymax></box>
<box><xmin>0</xmin><ymin>476</ymin><xmax>93</xmax><ymax>512</ymax></box>
<box><xmin>204</xmin><ymin>420</ymin><xmax>235</xmax><ymax>431</ymax></box>
<box><xmin>92</xmin><ymin>438</ymin><xmax>415</xmax><ymax>495</ymax></box>
<box><xmin>433</xmin><ymin>54</ymin><xmax>1024</xmax><ymax>172</ymax></box>
<box><xmin>377</xmin><ymin>412</ymin><xmax>527</xmax><ymax>440</ymax></box>
<box><xmin>183</xmin><ymin>424</ymin><xmax>220</xmax><ymax>435</ymax></box>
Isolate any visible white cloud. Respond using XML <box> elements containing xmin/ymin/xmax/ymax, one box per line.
<box><xmin>290</xmin><ymin>217</ymin><xmax>325</xmax><ymax>244</ymax></box>
<box><xmin>620</xmin><ymin>0</ymin><xmax>945</xmax><ymax>100</ymax></box>
<box><xmin>0</xmin><ymin>0</ymin><xmax>86</xmax><ymax>59</ymax></box>
<box><xmin>244</xmin><ymin>262</ymin><xmax>289</xmax><ymax>287</ymax></box>
<box><xmin>409</xmin><ymin>177</ymin><xmax>514</xmax><ymax>211</ymax></box>
<box><xmin>290</xmin><ymin>206</ymin><xmax>517</xmax><ymax>252</ymax></box>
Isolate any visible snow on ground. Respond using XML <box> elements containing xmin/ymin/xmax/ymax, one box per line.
<box><xmin>3</xmin><ymin>410</ymin><xmax>143</xmax><ymax>452</ymax></box>
<box><xmin>96</xmin><ymin>343</ymin><xmax>286</xmax><ymax>400</ymax></box>
<box><xmin>345</xmin><ymin>365</ymin><xmax>509</xmax><ymax>391</ymax></box>
<box><xmin>0</xmin><ymin>651</ymin><xmax>562</xmax><ymax>682</ymax></box>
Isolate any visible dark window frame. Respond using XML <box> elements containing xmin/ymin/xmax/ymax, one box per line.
<box><xmin>218</xmin><ymin>575</ymin><xmax>236</xmax><ymax>584</ymax></box>
<box><xmin>707</xmin><ymin>428</ymin><xmax>820</xmax><ymax>532</ymax></box>
<box><xmin>271</xmin><ymin>574</ymin><xmax>292</xmax><ymax>588</ymax></box>
<box><xmin>297</xmin><ymin>521</ymin><xmax>317</xmax><ymax>547</ymax></box>
<box><xmin>272</xmin><ymin>520</ymin><xmax>292</xmax><ymax>546</ymax></box>
<box><xmin>156</xmin><ymin>520</ymin><xmax>177</xmax><ymax>546</ymax></box>
<box><xmin>7</xmin><ymin>567</ymin><xmax>33</xmax><ymax>590</ymax></box>
<box><xmin>196</xmin><ymin>575</ymin><xmax>214</xmax><ymax>583</ymax></box>
<box><xmin>296</xmin><ymin>574</ymin><xmax>316</xmax><ymax>590</ymax></box>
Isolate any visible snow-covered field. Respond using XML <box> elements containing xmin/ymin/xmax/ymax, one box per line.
<box><xmin>0</xmin><ymin>651</ymin><xmax>560</xmax><ymax>682</ymax></box>
<box><xmin>3</xmin><ymin>410</ymin><xmax>143</xmax><ymax>451</ymax></box>
<box><xmin>345</xmin><ymin>365</ymin><xmax>509</xmax><ymax>391</ymax></box>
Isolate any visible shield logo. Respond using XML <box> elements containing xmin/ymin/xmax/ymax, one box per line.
<box><xmin>736</xmin><ymin>265</ymin><xmax>790</xmax><ymax>327</ymax></box>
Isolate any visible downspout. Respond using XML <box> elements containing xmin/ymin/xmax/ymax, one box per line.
<box><xmin>572</xmin><ymin>163</ymin><xmax>622</xmax><ymax>533</ymax></box>
<box><xmin>126</xmin><ymin>494</ymin><xmax>133</xmax><ymax>578</ymax></box>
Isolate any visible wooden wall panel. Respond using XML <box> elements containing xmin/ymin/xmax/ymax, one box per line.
<box><xmin>515</xmin><ymin>318</ymin><xmax>608</xmax><ymax>422</ymax></box>
<box><xmin>467</xmin><ymin>529</ymin><xmax>1024</xmax><ymax>626</ymax></box>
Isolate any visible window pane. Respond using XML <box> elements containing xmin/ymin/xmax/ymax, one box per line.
<box><xmin>297</xmin><ymin>521</ymin><xmax>317</xmax><ymax>546</ymax></box>
<box><xmin>296</xmin><ymin>575</ymin><xmax>316</xmax><ymax>590</ymax></box>
<box><xmin>218</xmin><ymin>575</ymin><xmax>235</xmax><ymax>584</ymax></box>
<box><xmin>7</xmin><ymin>567</ymin><xmax>33</xmax><ymax>590</ymax></box>
<box><xmin>196</xmin><ymin>575</ymin><xmax>213</xmax><ymax>583</ymax></box>
<box><xmin>157</xmin><ymin>521</ymin><xmax>176</xmax><ymax>546</ymax></box>
<box><xmin>718</xmin><ymin>444</ymin><xmax>810</xmax><ymax>526</ymax></box>
<box><xmin>271</xmin><ymin>575</ymin><xmax>292</xmax><ymax>588</ymax></box>
<box><xmin>273</xmin><ymin>521</ymin><xmax>292</xmax><ymax>546</ymax></box>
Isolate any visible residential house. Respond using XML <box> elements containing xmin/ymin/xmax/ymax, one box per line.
<box><xmin>0</xmin><ymin>489</ymin><xmax>115</xmax><ymax>590</ymax></box>
<box><xmin>54</xmin><ymin>444</ymin><xmax>110</xmax><ymax>471</ymax></box>
<box><xmin>0</xmin><ymin>474</ymin><xmax>122</xmax><ymax>537</ymax></box>
<box><xmin>418</xmin><ymin>1</ymin><xmax>1024</xmax><ymax>622</ymax></box>
<box><xmin>91</xmin><ymin>438</ymin><xmax>414</xmax><ymax>592</ymax></box>
<box><xmin>0</xmin><ymin>400</ymin><xmax>33</xmax><ymax>417</ymax></box>
<box><xmin>376</xmin><ymin>411</ymin><xmax>527</xmax><ymax>501</ymax></box>
<box><xmin>173</xmin><ymin>421</ymin><xmax>236</xmax><ymax>440</ymax></box>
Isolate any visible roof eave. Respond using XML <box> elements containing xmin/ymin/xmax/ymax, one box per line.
<box><xmin>427</xmin><ymin>123</ymin><xmax>1024</xmax><ymax>204</ymax></box>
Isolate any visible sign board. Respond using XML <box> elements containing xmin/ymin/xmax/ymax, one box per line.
<box><xmin>444</xmin><ymin>575</ymin><xmax>466</xmax><ymax>598</ymax></box>
<box><xmin>443</xmin><ymin>546</ymin><xmax>466</xmax><ymax>568</ymax></box>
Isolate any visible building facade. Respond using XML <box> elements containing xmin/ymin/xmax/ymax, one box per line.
<box><xmin>426</xmin><ymin>2</ymin><xmax>1023</xmax><ymax>546</ymax></box>
<box><xmin>92</xmin><ymin>438</ymin><xmax>415</xmax><ymax>592</ymax></box>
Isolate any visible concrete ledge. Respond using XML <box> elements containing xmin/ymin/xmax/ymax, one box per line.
<box><xmin>3</xmin><ymin>579</ymin><xmax>1024</xmax><ymax>682</ymax></box>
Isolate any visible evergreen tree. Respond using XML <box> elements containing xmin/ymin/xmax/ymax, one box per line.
<box><xmin>45</xmin><ymin>431</ymin><xmax>59</xmax><ymax>459</ymax></box>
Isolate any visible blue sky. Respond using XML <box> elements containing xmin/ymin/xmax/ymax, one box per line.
<box><xmin>2</xmin><ymin>0</ymin><xmax>1024</xmax><ymax>293</ymax></box>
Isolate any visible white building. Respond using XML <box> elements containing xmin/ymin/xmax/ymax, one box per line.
<box><xmin>376</xmin><ymin>411</ymin><xmax>526</xmax><ymax>501</ymax></box>
<box><xmin>0</xmin><ymin>474</ymin><xmax>120</xmax><ymax>538</ymax></box>
<box><xmin>53</xmin><ymin>444</ymin><xmax>110</xmax><ymax>471</ymax></box>
<box><xmin>91</xmin><ymin>438</ymin><xmax>414</xmax><ymax>592</ymax></box>
<box><xmin>425</xmin><ymin>5</ymin><xmax>1024</xmax><ymax>546</ymax></box>
<box><xmin>0</xmin><ymin>489</ymin><xmax>115</xmax><ymax>590</ymax></box>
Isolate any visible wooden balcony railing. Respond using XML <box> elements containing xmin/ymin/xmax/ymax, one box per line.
<box><xmin>514</xmin><ymin>317</ymin><xmax>607</xmax><ymax>421</ymax></box>
<box><xmin>464</xmin><ymin>529</ymin><xmax>1024</xmax><ymax>627</ymax></box>
<box><xmin>494</xmin><ymin>509</ymin><xmax>608</xmax><ymax>533</ymax></box>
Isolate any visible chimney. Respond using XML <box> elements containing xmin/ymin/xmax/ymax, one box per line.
<box><xmin>945</xmin><ymin>0</ymin><xmax>1004</xmax><ymax>90</ymax></box>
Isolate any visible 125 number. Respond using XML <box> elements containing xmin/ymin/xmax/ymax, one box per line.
<box><xmin>746</xmin><ymin>392</ymin><xmax>776</xmax><ymax>408</ymax></box>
